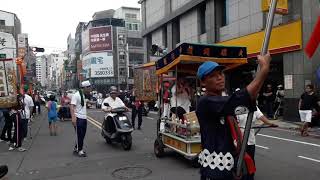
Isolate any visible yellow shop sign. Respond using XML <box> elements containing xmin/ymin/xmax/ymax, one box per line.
<box><xmin>261</xmin><ymin>0</ymin><xmax>288</xmax><ymax>15</ymax></box>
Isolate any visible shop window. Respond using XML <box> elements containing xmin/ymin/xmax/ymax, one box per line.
<box><xmin>199</xmin><ymin>3</ymin><xmax>206</xmax><ymax>34</ymax></box>
<box><xmin>222</xmin><ymin>0</ymin><xmax>229</xmax><ymax>26</ymax></box>
<box><xmin>0</xmin><ymin>20</ymin><xmax>5</xmax><ymax>26</ymax></box>
<box><xmin>125</xmin><ymin>13</ymin><xmax>137</xmax><ymax>20</ymax></box>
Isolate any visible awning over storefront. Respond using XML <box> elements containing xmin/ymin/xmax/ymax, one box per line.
<box><xmin>218</xmin><ymin>20</ymin><xmax>302</xmax><ymax>58</ymax></box>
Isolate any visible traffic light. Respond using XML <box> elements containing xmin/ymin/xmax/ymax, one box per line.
<box><xmin>32</xmin><ymin>47</ymin><xmax>45</xmax><ymax>52</ymax></box>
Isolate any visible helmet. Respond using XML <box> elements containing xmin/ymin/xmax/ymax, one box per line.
<box><xmin>109</xmin><ymin>86</ymin><xmax>118</xmax><ymax>94</ymax></box>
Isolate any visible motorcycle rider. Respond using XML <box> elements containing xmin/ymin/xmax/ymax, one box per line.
<box><xmin>101</xmin><ymin>86</ymin><xmax>129</xmax><ymax>138</ymax></box>
<box><xmin>102</xmin><ymin>86</ymin><xmax>129</xmax><ymax>112</ymax></box>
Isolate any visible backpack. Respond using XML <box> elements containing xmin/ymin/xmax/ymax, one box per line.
<box><xmin>48</xmin><ymin>101</ymin><xmax>57</xmax><ymax>119</ymax></box>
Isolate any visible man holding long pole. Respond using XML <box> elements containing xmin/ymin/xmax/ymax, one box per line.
<box><xmin>196</xmin><ymin>1</ymin><xmax>277</xmax><ymax>179</ymax></box>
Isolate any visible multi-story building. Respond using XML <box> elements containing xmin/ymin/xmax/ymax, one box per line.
<box><xmin>78</xmin><ymin>7</ymin><xmax>143</xmax><ymax>92</ymax></box>
<box><xmin>114</xmin><ymin>7</ymin><xmax>144</xmax><ymax>88</ymax></box>
<box><xmin>75</xmin><ymin>22</ymin><xmax>86</xmax><ymax>86</ymax></box>
<box><xmin>66</xmin><ymin>34</ymin><xmax>76</xmax><ymax>89</ymax></box>
<box><xmin>0</xmin><ymin>10</ymin><xmax>21</xmax><ymax>41</ymax></box>
<box><xmin>139</xmin><ymin>0</ymin><xmax>320</xmax><ymax>121</ymax></box>
<box><xmin>36</xmin><ymin>55</ymin><xmax>47</xmax><ymax>87</ymax></box>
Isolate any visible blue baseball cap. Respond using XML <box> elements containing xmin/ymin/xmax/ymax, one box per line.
<box><xmin>197</xmin><ymin>61</ymin><xmax>225</xmax><ymax>80</ymax></box>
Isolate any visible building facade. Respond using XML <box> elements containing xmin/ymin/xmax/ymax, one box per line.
<box><xmin>36</xmin><ymin>55</ymin><xmax>47</xmax><ymax>87</ymax></box>
<box><xmin>140</xmin><ymin>0</ymin><xmax>320</xmax><ymax>121</ymax></box>
<box><xmin>0</xmin><ymin>10</ymin><xmax>21</xmax><ymax>42</ymax></box>
<box><xmin>77</xmin><ymin>7</ymin><xmax>142</xmax><ymax>93</ymax></box>
<box><xmin>114</xmin><ymin>7</ymin><xmax>144</xmax><ymax>88</ymax></box>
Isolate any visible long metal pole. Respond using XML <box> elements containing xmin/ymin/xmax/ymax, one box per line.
<box><xmin>236</xmin><ymin>0</ymin><xmax>278</xmax><ymax>177</ymax></box>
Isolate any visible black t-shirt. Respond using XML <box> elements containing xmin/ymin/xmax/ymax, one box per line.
<box><xmin>196</xmin><ymin>89</ymin><xmax>252</xmax><ymax>179</ymax></box>
<box><xmin>300</xmin><ymin>92</ymin><xmax>319</xmax><ymax>111</ymax></box>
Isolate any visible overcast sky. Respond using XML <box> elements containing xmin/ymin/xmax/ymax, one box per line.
<box><xmin>1</xmin><ymin>0</ymin><xmax>140</xmax><ymax>53</ymax></box>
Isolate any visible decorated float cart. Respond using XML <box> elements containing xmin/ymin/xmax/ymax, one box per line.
<box><xmin>153</xmin><ymin>43</ymin><xmax>248</xmax><ymax>167</ymax></box>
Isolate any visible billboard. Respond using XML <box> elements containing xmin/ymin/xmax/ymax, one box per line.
<box><xmin>83</xmin><ymin>52</ymin><xmax>114</xmax><ymax>78</ymax></box>
<box><xmin>17</xmin><ymin>34</ymin><xmax>28</xmax><ymax>48</ymax></box>
<box><xmin>89</xmin><ymin>26</ymin><xmax>112</xmax><ymax>52</ymax></box>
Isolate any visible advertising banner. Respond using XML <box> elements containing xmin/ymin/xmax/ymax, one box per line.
<box><xmin>89</xmin><ymin>26</ymin><xmax>113</xmax><ymax>52</ymax></box>
<box><xmin>17</xmin><ymin>34</ymin><xmax>28</xmax><ymax>48</ymax></box>
<box><xmin>82</xmin><ymin>52</ymin><xmax>114</xmax><ymax>78</ymax></box>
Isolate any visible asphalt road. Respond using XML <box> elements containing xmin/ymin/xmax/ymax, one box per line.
<box><xmin>0</xmin><ymin>108</ymin><xmax>319</xmax><ymax>180</ymax></box>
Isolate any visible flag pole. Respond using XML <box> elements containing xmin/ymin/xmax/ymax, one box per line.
<box><xmin>236</xmin><ymin>0</ymin><xmax>278</xmax><ymax>177</ymax></box>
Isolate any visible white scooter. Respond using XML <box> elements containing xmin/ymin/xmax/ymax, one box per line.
<box><xmin>101</xmin><ymin>104</ymin><xmax>133</xmax><ymax>150</ymax></box>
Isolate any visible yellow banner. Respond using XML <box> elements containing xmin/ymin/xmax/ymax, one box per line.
<box><xmin>218</xmin><ymin>20</ymin><xmax>302</xmax><ymax>58</ymax></box>
<box><xmin>261</xmin><ymin>0</ymin><xmax>288</xmax><ymax>15</ymax></box>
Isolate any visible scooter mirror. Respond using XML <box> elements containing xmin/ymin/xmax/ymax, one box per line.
<box><xmin>104</xmin><ymin>103</ymin><xmax>110</xmax><ymax>106</ymax></box>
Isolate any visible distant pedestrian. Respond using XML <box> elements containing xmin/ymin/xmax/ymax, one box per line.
<box><xmin>21</xmin><ymin>88</ymin><xmax>34</xmax><ymax>139</ymax></box>
<box><xmin>47</xmin><ymin>95</ymin><xmax>59</xmax><ymax>136</ymax></box>
<box><xmin>70</xmin><ymin>80</ymin><xmax>92</xmax><ymax>157</ymax></box>
<box><xmin>299</xmin><ymin>84</ymin><xmax>320</xmax><ymax>136</ymax></box>
<box><xmin>33</xmin><ymin>90</ymin><xmax>41</xmax><ymax>115</ymax></box>
<box><xmin>263</xmin><ymin>84</ymin><xmax>274</xmax><ymax>118</ymax></box>
<box><xmin>59</xmin><ymin>92</ymin><xmax>71</xmax><ymax>121</ymax></box>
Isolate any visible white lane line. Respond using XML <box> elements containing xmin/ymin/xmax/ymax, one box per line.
<box><xmin>146</xmin><ymin>117</ymin><xmax>154</xmax><ymax>120</ymax></box>
<box><xmin>298</xmin><ymin>156</ymin><xmax>320</xmax><ymax>163</ymax></box>
<box><xmin>258</xmin><ymin>133</ymin><xmax>320</xmax><ymax>148</ymax></box>
<box><xmin>256</xmin><ymin>145</ymin><xmax>269</xmax><ymax>149</ymax></box>
<box><xmin>149</xmin><ymin>111</ymin><xmax>158</xmax><ymax>115</ymax></box>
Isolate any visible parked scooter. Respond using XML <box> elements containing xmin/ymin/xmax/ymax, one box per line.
<box><xmin>142</xmin><ymin>102</ymin><xmax>149</xmax><ymax>116</ymax></box>
<box><xmin>101</xmin><ymin>104</ymin><xmax>133</xmax><ymax>150</ymax></box>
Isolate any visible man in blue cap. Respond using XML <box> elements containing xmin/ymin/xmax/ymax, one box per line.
<box><xmin>196</xmin><ymin>53</ymin><xmax>271</xmax><ymax>180</ymax></box>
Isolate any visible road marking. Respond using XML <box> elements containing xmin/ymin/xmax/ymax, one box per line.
<box><xmin>87</xmin><ymin>118</ymin><xmax>101</xmax><ymax>129</ymax></box>
<box><xmin>256</xmin><ymin>145</ymin><xmax>269</xmax><ymax>149</ymax></box>
<box><xmin>149</xmin><ymin>111</ymin><xmax>158</xmax><ymax>115</ymax></box>
<box><xmin>298</xmin><ymin>156</ymin><xmax>320</xmax><ymax>163</ymax></box>
<box><xmin>87</xmin><ymin>116</ymin><xmax>102</xmax><ymax>126</ymax></box>
<box><xmin>146</xmin><ymin>117</ymin><xmax>153</xmax><ymax>120</ymax></box>
<box><xmin>258</xmin><ymin>133</ymin><xmax>320</xmax><ymax>148</ymax></box>
<box><xmin>87</xmin><ymin>116</ymin><xmax>102</xmax><ymax>129</ymax></box>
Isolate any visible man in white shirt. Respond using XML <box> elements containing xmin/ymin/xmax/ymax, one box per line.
<box><xmin>70</xmin><ymin>80</ymin><xmax>92</xmax><ymax>157</ymax></box>
<box><xmin>236</xmin><ymin>106</ymin><xmax>277</xmax><ymax>180</ymax></box>
<box><xmin>102</xmin><ymin>86</ymin><xmax>127</xmax><ymax>112</ymax></box>
<box><xmin>22</xmin><ymin>89</ymin><xmax>34</xmax><ymax>143</ymax></box>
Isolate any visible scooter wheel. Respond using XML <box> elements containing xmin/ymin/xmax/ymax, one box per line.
<box><xmin>121</xmin><ymin>134</ymin><xmax>132</xmax><ymax>150</ymax></box>
<box><xmin>154</xmin><ymin>138</ymin><xmax>165</xmax><ymax>158</ymax></box>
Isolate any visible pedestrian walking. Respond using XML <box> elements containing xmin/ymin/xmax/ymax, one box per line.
<box><xmin>70</xmin><ymin>80</ymin><xmax>92</xmax><ymax>157</ymax></box>
<box><xmin>59</xmin><ymin>92</ymin><xmax>71</xmax><ymax>121</ymax></box>
<box><xmin>299</xmin><ymin>84</ymin><xmax>320</xmax><ymax>136</ymax></box>
<box><xmin>9</xmin><ymin>95</ymin><xmax>27</xmax><ymax>152</ymax></box>
<box><xmin>236</xmin><ymin>105</ymin><xmax>277</xmax><ymax>180</ymax></box>
<box><xmin>263</xmin><ymin>84</ymin><xmax>274</xmax><ymax>119</ymax></box>
<box><xmin>47</xmin><ymin>95</ymin><xmax>59</xmax><ymax>136</ymax></box>
<box><xmin>21</xmin><ymin>88</ymin><xmax>34</xmax><ymax>139</ymax></box>
<box><xmin>132</xmin><ymin>99</ymin><xmax>143</xmax><ymax>130</ymax></box>
<box><xmin>33</xmin><ymin>90</ymin><xmax>41</xmax><ymax>115</ymax></box>
<box><xmin>196</xmin><ymin>53</ymin><xmax>271</xmax><ymax>180</ymax></box>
